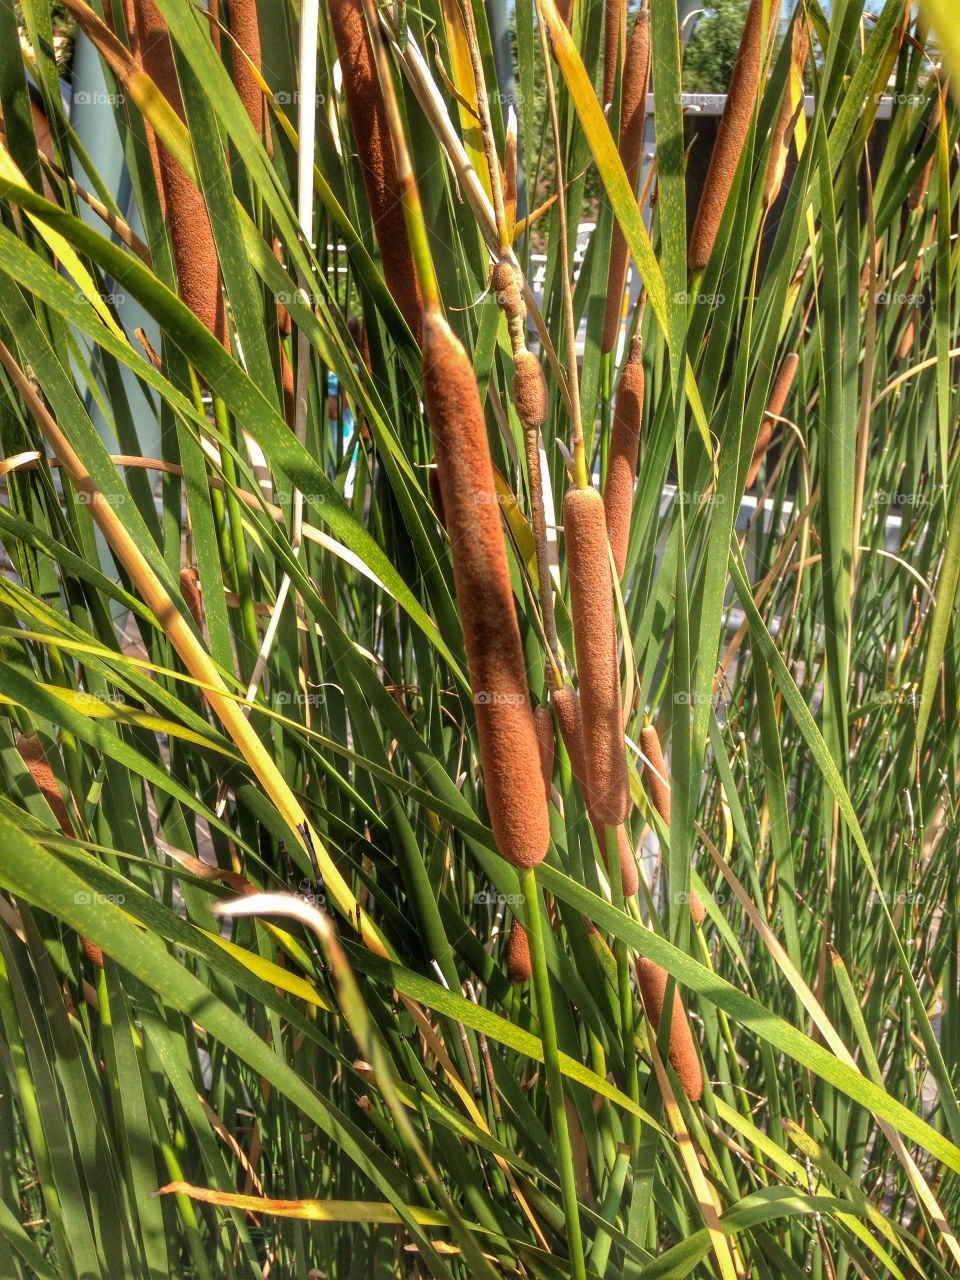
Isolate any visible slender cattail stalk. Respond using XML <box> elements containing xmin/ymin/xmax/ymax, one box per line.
<box><xmin>641</xmin><ymin>724</ymin><xmax>703</xmax><ymax>924</ymax></box>
<box><xmin>131</xmin><ymin>0</ymin><xmax>228</xmax><ymax>346</ymax></box>
<box><xmin>746</xmin><ymin>351</ymin><xmax>799</xmax><ymax>488</ymax></box>
<box><xmin>603</xmin><ymin>334</ymin><xmax>643</xmax><ymax>579</ymax></box>
<box><xmin>228</xmin><ymin>0</ymin><xmax>273</xmax><ymax>154</ymax></box>
<box><xmin>179</xmin><ymin>565</ymin><xmax>205</xmax><ymax>631</ymax></box>
<box><xmin>603</xmin><ymin>0</ymin><xmax>626</xmax><ymax>109</ymax></box>
<box><xmin>762</xmin><ymin>17</ymin><xmax>808</xmax><ymax>208</ymax></box>
<box><xmin>564</xmin><ymin>488</ymin><xmax>628</xmax><ymax>826</ymax></box>
<box><xmin>601</xmin><ymin>9</ymin><xmax>650</xmax><ymax>355</ymax></box>
<box><xmin>636</xmin><ymin>957</ymin><xmax>703</xmax><ymax>1101</ymax></box>
<box><xmin>330</xmin><ymin>0</ymin><xmax>423</xmax><ymax>343</ymax></box>
<box><xmin>688</xmin><ymin>0</ymin><xmax>764</xmax><ymax>273</ymax></box>
<box><xmin>422</xmin><ymin>313</ymin><xmax>550</xmax><ymax>868</ymax></box>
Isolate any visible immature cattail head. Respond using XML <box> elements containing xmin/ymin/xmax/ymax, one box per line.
<box><xmin>16</xmin><ymin>733</ymin><xmax>75</xmax><ymax>836</ymax></box>
<box><xmin>513</xmin><ymin>351</ymin><xmax>548</xmax><ymax>429</ymax></box>
<box><xmin>329</xmin><ymin>0</ymin><xmax>423</xmax><ymax>344</ymax></box>
<box><xmin>601</xmin><ymin>9</ymin><xmax>650</xmax><ymax>355</ymax></box>
<box><xmin>179</xmin><ymin>565</ymin><xmax>205</xmax><ymax>631</ymax></box>
<box><xmin>81</xmin><ymin>936</ymin><xmax>105</xmax><ymax>969</ymax></box>
<box><xmin>688</xmin><ymin>0</ymin><xmax>764</xmax><ymax>272</ymax></box>
<box><xmin>228</xmin><ymin>0</ymin><xmax>273</xmax><ymax>154</ymax></box>
<box><xmin>507</xmin><ymin>917</ymin><xmax>532</xmax><ymax>983</ymax></box>
<box><xmin>746</xmin><ymin>351</ymin><xmax>799</xmax><ymax>488</ymax></box>
<box><xmin>564</xmin><ymin>487</ymin><xmax>629</xmax><ymax>825</ymax></box>
<box><xmin>132</xmin><ymin>0</ymin><xmax>227</xmax><ymax>347</ymax></box>
<box><xmin>422</xmin><ymin>312</ymin><xmax>550</xmax><ymax>867</ymax></box>
<box><xmin>603</xmin><ymin>334</ymin><xmax>643</xmax><ymax>578</ymax></box>
<box><xmin>636</xmin><ymin>957</ymin><xmax>703</xmax><ymax>1101</ymax></box>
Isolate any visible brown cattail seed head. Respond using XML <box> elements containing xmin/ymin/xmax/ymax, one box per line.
<box><xmin>640</xmin><ymin>723</ymin><xmax>670</xmax><ymax>825</ymax></box>
<box><xmin>16</xmin><ymin>733</ymin><xmax>75</xmax><ymax>836</ymax></box>
<box><xmin>552</xmin><ymin>685</ymin><xmax>589</xmax><ymax>796</ymax></box>
<box><xmin>513</xmin><ymin>351</ymin><xmax>547</xmax><ymax>429</ymax></box>
<box><xmin>535</xmin><ymin>704</ymin><xmax>556</xmax><ymax>801</ymax></box>
<box><xmin>603</xmin><ymin>0</ymin><xmax>626</xmax><ymax>109</ymax></box>
<box><xmin>603</xmin><ymin>335</ymin><xmax>643</xmax><ymax>578</ymax></box>
<box><xmin>81</xmin><ymin>936</ymin><xmax>105</xmax><ymax>969</ymax></box>
<box><xmin>179</xmin><ymin>565</ymin><xmax>205</xmax><ymax>630</ymax></box>
<box><xmin>636</xmin><ymin>958</ymin><xmax>703</xmax><ymax>1101</ymax></box>
<box><xmin>747</xmin><ymin>351</ymin><xmax>799</xmax><ymax>488</ymax></box>
<box><xmin>602</xmin><ymin>10</ymin><xmax>650</xmax><ymax>355</ymax></box>
<box><xmin>564</xmin><ymin>487</ymin><xmax>629</xmax><ymax>825</ymax></box>
<box><xmin>507</xmin><ymin>918</ymin><xmax>532</xmax><ymax>983</ymax></box>
<box><xmin>688</xmin><ymin>0</ymin><xmax>764</xmax><ymax>272</ymax></box>
<box><xmin>422</xmin><ymin>313</ymin><xmax>550</xmax><ymax>867</ymax></box>
<box><xmin>132</xmin><ymin>0</ymin><xmax>228</xmax><ymax>347</ymax></box>
<box><xmin>329</xmin><ymin>0</ymin><xmax>422</xmax><ymax>344</ymax></box>
<box><xmin>228</xmin><ymin>0</ymin><xmax>273</xmax><ymax>154</ymax></box>
<box><xmin>598</xmin><ymin>822</ymin><xmax>638</xmax><ymax>897</ymax></box>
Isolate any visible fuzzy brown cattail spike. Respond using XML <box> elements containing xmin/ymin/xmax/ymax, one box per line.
<box><xmin>641</xmin><ymin>724</ymin><xmax>704</xmax><ymax>924</ymax></box>
<box><xmin>228</xmin><ymin>0</ymin><xmax>273</xmax><ymax>155</ymax></box>
<box><xmin>330</xmin><ymin>0</ymin><xmax>423</xmax><ymax>344</ymax></box>
<box><xmin>180</xmin><ymin>565</ymin><xmax>205</xmax><ymax>631</ymax></box>
<box><xmin>601</xmin><ymin>10</ymin><xmax>650</xmax><ymax>355</ymax></box>
<box><xmin>603</xmin><ymin>335</ymin><xmax>643</xmax><ymax>578</ymax></box>
<box><xmin>423</xmin><ymin>312</ymin><xmax>550</xmax><ymax>867</ymax></box>
<box><xmin>507</xmin><ymin>918</ymin><xmax>532</xmax><ymax>982</ymax></box>
<box><xmin>564</xmin><ymin>487</ymin><xmax>628</xmax><ymax>825</ymax></box>
<box><xmin>636</xmin><ymin>957</ymin><xmax>703</xmax><ymax>1101</ymax></box>
<box><xmin>688</xmin><ymin>0</ymin><xmax>764</xmax><ymax>273</ymax></box>
<box><xmin>513</xmin><ymin>351</ymin><xmax>548</xmax><ymax>429</ymax></box>
<box><xmin>535</xmin><ymin>704</ymin><xmax>556</xmax><ymax>799</ymax></box>
<box><xmin>603</xmin><ymin>0</ymin><xmax>626</xmax><ymax>109</ymax></box>
<box><xmin>132</xmin><ymin>0</ymin><xmax>228</xmax><ymax>347</ymax></box>
<box><xmin>746</xmin><ymin>351</ymin><xmax>799</xmax><ymax>489</ymax></box>
<box><xmin>553</xmin><ymin>687</ymin><xmax>636</xmax><ymax>897</ymax></box>
<box><xmin>17</xmin><ymin>733</ymin><xmax>75</xmax><ymax>837</ymax></box>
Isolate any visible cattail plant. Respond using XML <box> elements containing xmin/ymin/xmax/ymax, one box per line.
<box><xmin>641</xmin><ymin>724</ymin><xmax>704</xmax><ymax>924</ymax></box>
<box><xmin>688</xmin><ymin>0</ymin><xmax>765</xmax><ymax>272</ymax></box>
<box><xmin>330</xmin><ymin>0</ymin><xmax>423</xmax><ymax>343</ymax></box>
<box><xmin>553</xmin><ymin>682</ymin><xmax>638</xmax><ymax>895</ymax></box>
<box><xmin>564</xmin><ymin>487</ymin><xmax>629</xmax><ymax>827</ymax></box>
<box><xmin>636</xmin><ymin>957</ymin><xmax>703</xmax><ymax>1101</ymax></box>
<box><xmin>746</xmin><ymin>351</ymin><xmax>799</xmax><ymax>488</ymax></box>
<box><xmin>179</xmin><ymin>565</ymin><xmax>205</xmax><ymax>631</ymax></box>
<box><xmin>603</xmin><ymin>0</ymin><xmax>627</xmax><ymax>109</ymax></box>
<box><xmin>508</xmin><ymin>703</ymin><xmax>556</xmax><ymax>982</ymax></box>
<box><xmin>423</xmin><ymin>312</ymin><xmax>550</xmax><ymax>868</ymax></box>
<box><xmin>16</xmin><ymin>732</ymin><xmax>75</xmax><ymax>836</ymax></box>
<box><xmin>132</xmin><ymin>0</ymin><xmax>228</xmax><ymax>345</ymax></box>
<box><xmin>228</xmin><ymin>0</ymin><xmax>272</xmax><ymax>152</ymax></box>
<box><xmin>507</xmin><ymin>918</ymin><xmax>533</xmax><ymax>982</ymax></box>
<box><xmin>601</xmin><ymin>8</ymin><xmax>650</xmax><ymax>355</ymax></box>
<box><xmin>603</xmin><ymin>334</ymin><xmax>643</xmax><ymax>578</ymax></box>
